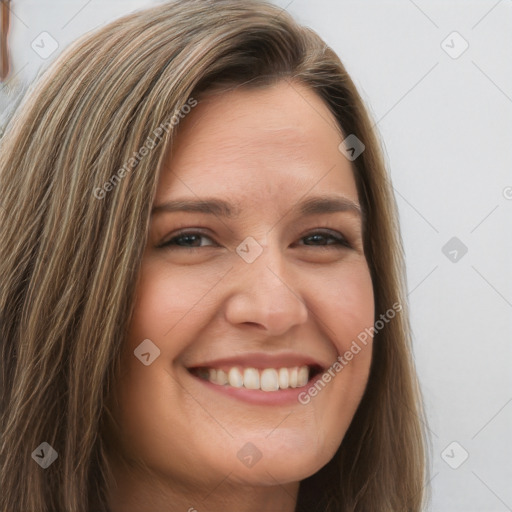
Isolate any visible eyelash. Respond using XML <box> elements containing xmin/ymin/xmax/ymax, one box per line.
<box><xmin>158</xmin><ymin>229</ymin><xmax>352</xmax><ymax>250</ymax></box>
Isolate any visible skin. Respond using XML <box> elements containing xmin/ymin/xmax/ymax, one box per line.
<box><xmin>107</xmin><ymin>80</ymin><xmax>375</xmax><ymax>512</ymax></box>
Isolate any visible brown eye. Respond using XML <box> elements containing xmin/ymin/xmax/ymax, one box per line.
<box><xmin>300</xmin><ymin>231</ymin><xmax>351</xmax><ymax>249</ymax></box>
<box><xmin>159</xmin><ymin>231</ymin><xmax>216</xmax><ymax>249</ymax></box>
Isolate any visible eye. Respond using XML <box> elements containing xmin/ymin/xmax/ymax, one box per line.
<box><xmin>157</xmin><ymin>229</ymin><xmax>352</xmax><ymax>251</ymax></box>
<box><xmin>298</xmin><ymin>230</ymin><xmax>351</xmax><ymax>249</ymax></box>
<box><xmin>158</xmin><ymin>230</ymin><xmax>217</xmax><ymax>249</ymax></box>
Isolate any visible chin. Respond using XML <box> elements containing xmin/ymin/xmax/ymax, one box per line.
<box><xmin>214</xmin><ymin>439</ymin><xmax>337</xmax><ymax>486</ymax></box>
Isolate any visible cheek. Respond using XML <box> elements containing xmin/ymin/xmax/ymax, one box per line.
<box><xmin>128</xmin><ymin>257</ymin><xmax>375</xmax><ymax>366</ymax></box>
<box><xmin>311</xmin><ymin>261</ymin><xmax>375</xmax><ymax>351</ymax></box>
<box><xmin>128</xmin><ymin>261</ymin><xmax>218</xmax><ymax>349</ymax></box>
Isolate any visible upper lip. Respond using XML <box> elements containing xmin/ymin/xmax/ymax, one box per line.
<box><xmin>186</xmin><ymin>352</ymin><xmax>331</xmax><ymax>371</ymax></box>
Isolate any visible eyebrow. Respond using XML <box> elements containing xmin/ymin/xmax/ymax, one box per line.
<box><xmin>151</xmin><ymin>195</ymin><xmax>362</xmax><ymax>218</ymax></box>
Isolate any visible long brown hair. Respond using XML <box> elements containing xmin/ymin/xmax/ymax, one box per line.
<box><xmin>0</xmin><ymin>1</ymin><xmax>431</xmax><ymax>510</ymax></box>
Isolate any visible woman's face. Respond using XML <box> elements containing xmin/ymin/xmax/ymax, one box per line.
<box><xmin>112</xmin><ymin>80</ymin><xmax>374</xmax><ymax>497</ymax></box>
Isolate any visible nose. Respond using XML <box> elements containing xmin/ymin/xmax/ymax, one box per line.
<box><xmin>223</xmin><ymin>243</ymin><xmax>309</xmax><ymax>336</ymax></box>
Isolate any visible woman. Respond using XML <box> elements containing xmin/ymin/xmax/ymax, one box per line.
<box><xmin>0</xmin><ymin>1</ymin><xmax>431</xmax><ymax>511</ymax></box>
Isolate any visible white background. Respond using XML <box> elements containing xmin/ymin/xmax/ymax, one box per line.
<box><xmin>1</xmin><ymin>1</ymin><xmax>511</xmax><ymax>510</ymax></box>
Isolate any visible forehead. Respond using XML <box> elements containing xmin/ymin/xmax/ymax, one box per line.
<box><xmin>156</xmin><ymin>80</ymin><xmax>359</xmax><ymax>210</ymax></box>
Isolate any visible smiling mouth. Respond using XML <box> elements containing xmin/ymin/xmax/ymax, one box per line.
<box><xmin>188</xmin><ymin>364</ymin><xmax>323</xmax><ymax>391</ymax></box>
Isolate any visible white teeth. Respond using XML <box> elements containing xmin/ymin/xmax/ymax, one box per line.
<box><xmin>260</xmin><ymin>369</ymin><xmax>279</xmax><ymax>391</ymax></box>
<box><xmin>289</xmin><ymin>367</ymin><xmax>298</xmax><ymax>388</ymax></box>
<box><xmin>297</xmin><ymin>366</ymin><xmax>309</xmax><ymax>387</ymax></box>
<box><xmin>243</xmin><ymin>368</ymin><xmax>260</xmax><ymax>389</ymax></box>
<box><xmin>278</xmin><ymin>368</ymin><xmax>289</xmax><ymax>389</ymax></box>
<box><xmin>228</xmin><ymin>367</ymin><xmax>243</xmax><ymax>388</ymax></box>
<box><xmin>216</xmin><ymin>369</ymin><xmax>228</xmax><ymax>385</ymax></box>
<box><xmin>197</xmin><ymin>365</ymin><xmax>312</xmax><ymax>391</ymax></box>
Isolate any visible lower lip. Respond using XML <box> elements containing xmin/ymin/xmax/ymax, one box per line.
<box><xmin>187</xmin><ymin>370</ymin><xmax>324</xmax><ymax>405</ymax></box>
